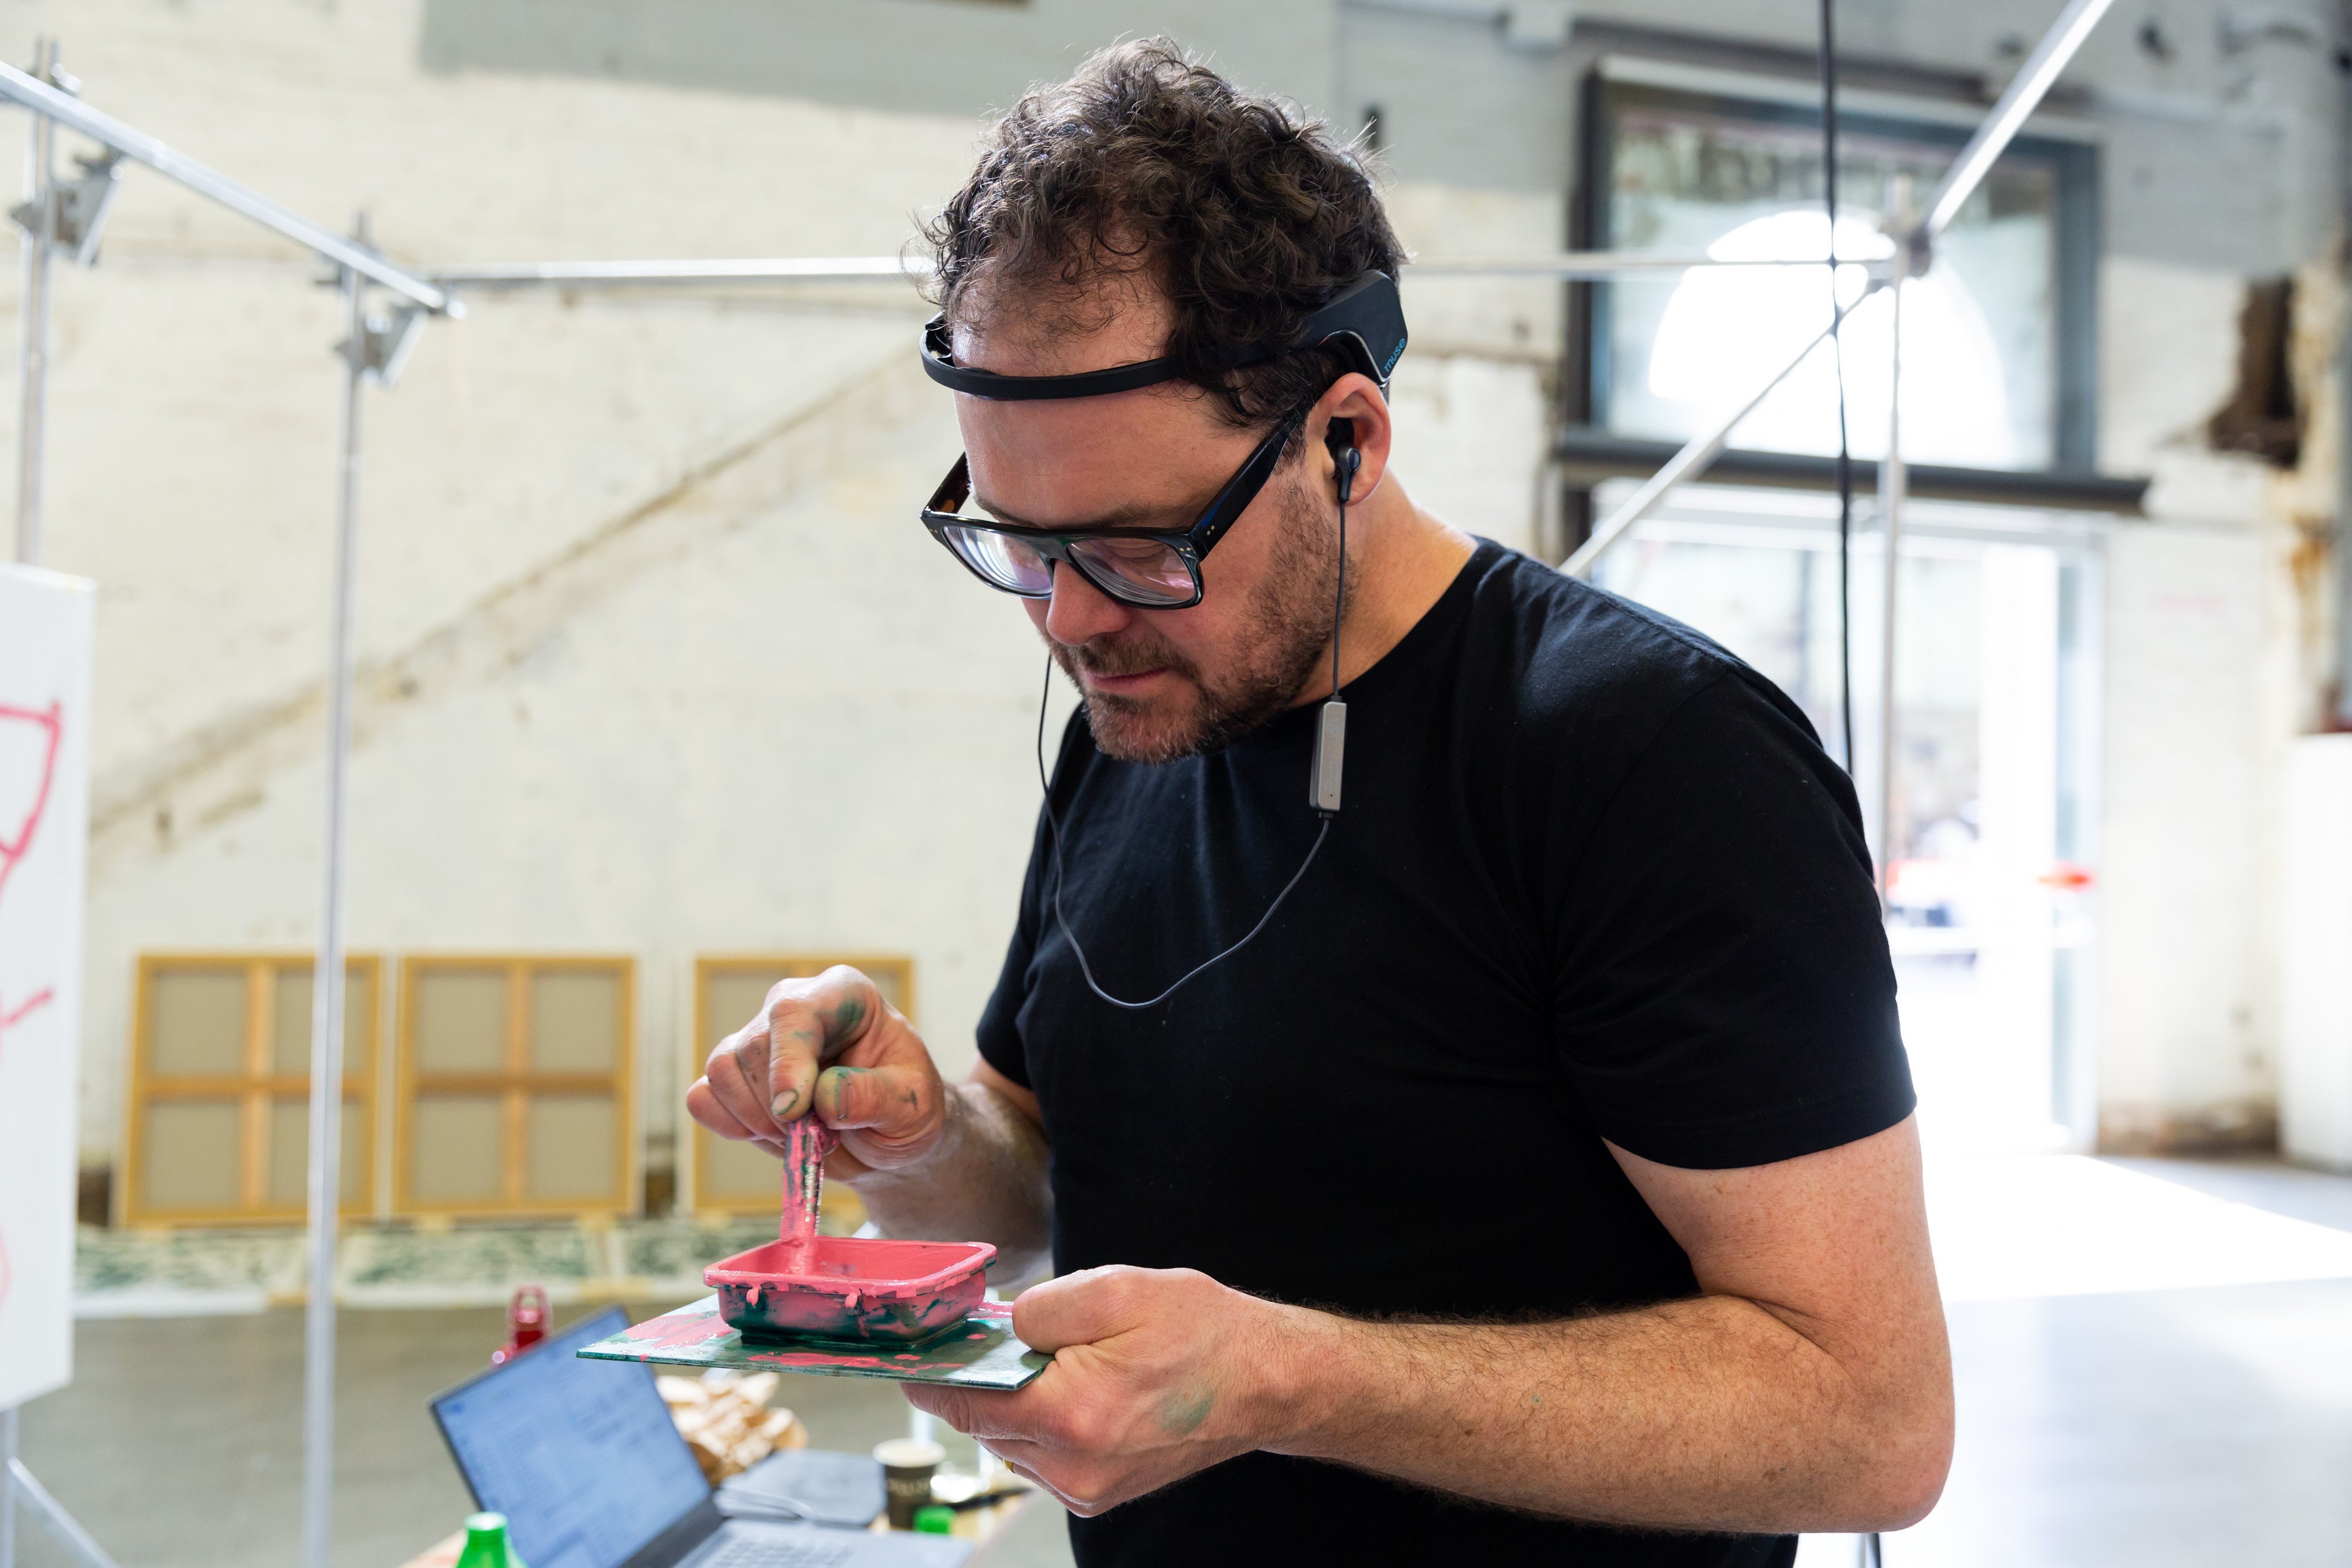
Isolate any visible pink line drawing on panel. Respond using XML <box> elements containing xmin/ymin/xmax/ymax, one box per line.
<box><xmin>0</xmin><ymin>700</ymin><xmax>66</xmax><ymax>1319</ymax></box>
<box><xmin>0</xmin><ymin>700</ymin><xmax>64</xmax><ymax>908</ymax></box>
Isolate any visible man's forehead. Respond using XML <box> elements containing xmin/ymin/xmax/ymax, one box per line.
<box><xmin>948</xmin><ymin>269</ymin><xmax>1176</xmax><ymax>379</ymax></box>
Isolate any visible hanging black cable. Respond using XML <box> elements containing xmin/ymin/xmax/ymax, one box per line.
<box><xmin>1822</xmin><ymin>0</ymin><xmax>1856</xmax><ymax>775</ymax></box>
<box><xmin>1825</xmin><ymin>29</ymin><xmax>1885</xmax><ymax>1568</ymax></box>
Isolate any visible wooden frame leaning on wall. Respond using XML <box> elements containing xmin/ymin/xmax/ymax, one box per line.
<box><xmin>392</xmin><ymin>953</ymin><xmax>637</xmax><ymax>1219</ymax></box>
<box><xmin>121</xmin><ymin>952</ymin><xmax>383</xmax><ymax>1226</ymax></box>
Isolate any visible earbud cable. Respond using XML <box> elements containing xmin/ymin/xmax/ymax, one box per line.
<box><xmin>1033</xmin><ymin>438</ymin><xmax>1350</xmax><ymax>1011</ymax></box>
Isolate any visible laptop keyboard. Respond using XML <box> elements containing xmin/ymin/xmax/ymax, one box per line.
<box><xmin>697</xmin><ymin>1535</ymin><xmax>862</xmax><ymax>1568</ymax></box>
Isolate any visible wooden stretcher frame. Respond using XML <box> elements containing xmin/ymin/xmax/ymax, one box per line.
<box><xmin>686</xmin><ymin>952</ymin><xmax>915</xmax><ymax>1218</ymax></box>
<box><xmin>121</xmin><ymin>951</ymin><xmax>383</xmax><ymax>1226</ymax></box>
<box><xmin>392</xmin><ymin>952</ymin><xmax>638</xmax><ymax>1218</ymax></box>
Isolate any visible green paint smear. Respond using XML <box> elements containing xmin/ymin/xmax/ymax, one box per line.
<box><xmin>827</xmin><ymin>994</ymin><xmax>867</xmax><ymax>1039</ymax></box>
<box><xmin>1158</xmin><ymin>1386</ymin><xmax>1215</xmax><ymax>1437</ymax></box>
<box><xmin>823</xmin><ymin>1066</ymin><xmax>870</xmax><ymax>1120</ymax></box>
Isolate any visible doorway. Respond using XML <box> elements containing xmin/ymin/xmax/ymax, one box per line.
<box><xmin>1588</xmin><ymin>484</ymin><xmax>2103</xmax><ymax>1152</ymax></box>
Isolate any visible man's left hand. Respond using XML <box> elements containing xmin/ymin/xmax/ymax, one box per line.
<box><xmin>903</xmin><ymin>1265</ymin><xmax>1291</xmax><ymax>1516</ymax></box>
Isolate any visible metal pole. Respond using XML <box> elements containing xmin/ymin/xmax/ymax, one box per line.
<box><xmin>300</xmin><ymin>219</ymin><xmax>368</xmax><ymax>1568</ymax></box>
<box><xmin>413</xmin><ymin>251</ymin><xmax>1891</xmax><ymax>292</ymax></box>
<box><xmin>6</xmin><ymin>1457</ymin><xmax>119</xmax><ymax>1568</ymax></box>
<box><xmin>1916</xmin><ymin>0</ymin><xmax>2118</xmax><ymax>243</ymax></box>
<box><xmin>14</xmin><ymin>37</ymin><xmax>54</xmax><ymax>565</ymax></box>
<box><xmin>0</xmin><ymin>62</ymin><xmax>447</xmax><ymax>313</ymax></box>
<box><xmin>1563</xmin><ymin>315</ymin><xmax>1847</xmax><ymax>579</ymax></box>
<box><xmin>1875</xmin><ymin>277</ymin><xmax>1907</xmax><ymax>900</ymax></box>
<box><xmin>2</xmin><ymin>1406</ymin><xmax>16</xmax><ymax>1568</ymax></box>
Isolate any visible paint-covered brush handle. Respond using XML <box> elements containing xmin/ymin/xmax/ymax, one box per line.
<box><xmin>779</xmin><ymin>1116</ymin><xmax>837</xmax><ymax>1251</ymax></box>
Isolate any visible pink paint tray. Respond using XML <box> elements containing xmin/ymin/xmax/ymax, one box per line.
<box><xmin>703</xmin><ymin>1236</ymin><xmax>996</xmax><ymax>1345</ymax></box>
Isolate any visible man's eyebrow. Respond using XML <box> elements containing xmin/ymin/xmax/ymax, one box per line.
<box><xmin>970</xmin><ymin>489</ymin><xmax>1169</xmax><ymax>533</ymax></box>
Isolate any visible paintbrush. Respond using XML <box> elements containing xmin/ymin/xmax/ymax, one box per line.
<box><xmin>777</xmin><ymin>1115</ymin><xmax>838</xmax><ymax>1271</ymax></box>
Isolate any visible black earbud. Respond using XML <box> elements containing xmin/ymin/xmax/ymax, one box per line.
<box><xmin>1327</xmin><ymin>417</ymin><xmax>1361</xmax><ymax>504</ymax></box>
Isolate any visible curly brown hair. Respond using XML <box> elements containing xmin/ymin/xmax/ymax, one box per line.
<box><xmin>921</xmin><ymin>38</ymin><xmax>1405</xmax><ymax>440</ymax></box>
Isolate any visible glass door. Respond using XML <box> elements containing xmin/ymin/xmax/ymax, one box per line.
<box><xmin>1589</xmin><ymin>485</ymin><xmax>2102</xmax><ymax>1152</ymax></box>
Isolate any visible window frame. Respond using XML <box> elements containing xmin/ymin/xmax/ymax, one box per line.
<box><xmin>1571</xmin><ymin>72</ymin><xmax>2101</xmax><ymax>474</ymax></box>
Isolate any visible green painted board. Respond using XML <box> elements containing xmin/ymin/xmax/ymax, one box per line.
<box><xmin>577</xmin><ymin>1295</ymin><xmax>1051</xmax><ymax>1390</ymax></box>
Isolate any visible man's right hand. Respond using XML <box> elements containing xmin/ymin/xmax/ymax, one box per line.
<box><xmin>686</xmin><ymin>965</ymin><xmax>949</xmax><ymax>1179</ymax></box>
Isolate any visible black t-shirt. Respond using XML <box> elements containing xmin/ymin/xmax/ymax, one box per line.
<box><xmin>977</xmin><ymin>539</ymin><xmax>1912</xmax><ymax>1567</ymax></box>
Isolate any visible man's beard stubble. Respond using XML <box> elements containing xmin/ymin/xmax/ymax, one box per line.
<box><xmin>1051</xmin><ymin>469</ymin><xmax>1340</xmax><ymax>765</ymax></box>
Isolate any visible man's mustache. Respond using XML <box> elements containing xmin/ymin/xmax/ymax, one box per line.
<box><xmin>1054</xmin><ymin>633</ymin><xmax>1198</xmax><ymax>682</ymax></box>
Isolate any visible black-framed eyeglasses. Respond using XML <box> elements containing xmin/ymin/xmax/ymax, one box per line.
<box><xmin>919</xmin><ymin>406</ymin><xmax>1306</xmax><ymax>610</ymax></box>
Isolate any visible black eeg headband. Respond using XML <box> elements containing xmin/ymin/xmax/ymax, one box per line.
<box><xmin>919</xmin><ymin>270</ymin><xmax>1408</xmax><ymax>402</ymax></box>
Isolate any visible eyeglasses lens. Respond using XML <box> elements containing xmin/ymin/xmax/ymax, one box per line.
<box><xmin>1069</xmin><ymin>536</ymin><xmax>1195</xmax><ymax>607</ymax></box>
<box><xmin>943</xmin><ymin>524</ymin><xmax>1054</xmax><ymax>596</ymax></box>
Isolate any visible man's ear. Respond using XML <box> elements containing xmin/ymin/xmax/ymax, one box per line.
<box><xmin>1314</xmin><ymin>374</ymin><xmax>1392</xmax><ymax>506</ymax></box>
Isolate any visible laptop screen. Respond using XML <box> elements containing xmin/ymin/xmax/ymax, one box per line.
<box><xmin>432</xmin><ymin>1307</ymin><xmax>711</xmax><ymax>1568</ymax></box>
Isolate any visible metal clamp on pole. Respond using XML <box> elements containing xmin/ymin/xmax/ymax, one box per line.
<box><xmin>14</xmin><ymin>147</ymin><xmax>123</xmax><ymax>266</ymax></box>
<box><xmin>338</xmin><ymin>300</ymin><xmax>430</xmax><ymax>390</ymax></box>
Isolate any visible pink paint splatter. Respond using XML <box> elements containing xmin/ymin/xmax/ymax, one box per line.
<box><xmin>625</xmin><ymin>1303</ymin><xmax>735</xmax><ymax>1353</ymax></box>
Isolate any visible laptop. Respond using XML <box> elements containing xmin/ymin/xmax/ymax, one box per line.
<box><xmin>430</xmin><ymin>1306</ymin><xmax>970</xmax><ymax>1568</ymax></box>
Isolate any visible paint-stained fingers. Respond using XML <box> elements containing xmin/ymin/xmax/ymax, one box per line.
<box><xmin>762</xmin><ymin>965</ymin><xmax>886</xmax><ymax>1124</ymax></box>
<box><xmin>814</xmin><ymin>1059</ymin><xmax>938</xmax><ymax>1146</ymax></box>
<box><xmin>683</xmin><ymin>1078</ymin><xmax>766</xmax><ymax>1146</ymax></box>
<box><xmin>698</xmin><ymin>1030</ymin><xmax>782</xmax><ymax>1143</ymax></box>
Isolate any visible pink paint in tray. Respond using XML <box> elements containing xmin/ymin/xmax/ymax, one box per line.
<box><xmin>704</xmin><ymin>1116</ymin><xmax>994</xmax><ymax>1345</ymax></box>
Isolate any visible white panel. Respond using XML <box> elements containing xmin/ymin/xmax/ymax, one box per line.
<box><xmin>1969</xmin><ymin>544</ymin><xmax>2063</xmax><ymax>1149</ymax></box>
<box><xmin>2097</xmin><ymin>524</ymin><xmax>2267</xmax><ymax>1119</ymax></box>
<box><xmin>2283</xmin><ymin>734</ymin><xmax>2352</xmax><ymax>1170</ymax></box>
<box><xmin>0</xmin><ymin>564</ymin><xmax>94</xmax><ymax>1408</ymax></box>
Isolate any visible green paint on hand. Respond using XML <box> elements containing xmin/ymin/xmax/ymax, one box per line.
<box><xmin>826</xmin><ymin>1066</ymin><xmax>870</xmax><ymax>1120</ymax></box>
<box><xmin>771</xmin><ymin>1089</ymin><xmax>798</xmax><ymax>1119</ymax></box>
<box><xmin>827</xmin><ymin>994</ymin><xmax>867</xmax><ymax>1039</ymax></box>
<box><xmin>1157</xmin><ymin>1386</ymin><xmax>1214</xmax><ymax>1436</ymax></box>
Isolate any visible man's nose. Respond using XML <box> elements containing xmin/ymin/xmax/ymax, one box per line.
<box><xmin>1043</xmin><ymin>561</ymin><xmax>1133</xmax><ymax>648</ymax></box>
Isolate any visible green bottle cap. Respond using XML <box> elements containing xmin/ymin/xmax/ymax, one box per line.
<box><xmin>913</xmin><ymin>1505</ymin><xmax>955</xmax><ymax>1534</ymax></box>
<box><xmin>457</xmin><ymin>1512</ymin><xmax>527</xmax><ymax>1568</ymax></box>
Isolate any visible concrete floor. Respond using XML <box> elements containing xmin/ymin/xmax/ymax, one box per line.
<box><xmin>12</xmin><ymin>1157</ymin><xmax>2351</xmax><ymax>1568</ymax></box>
<box><xmin>9</xmin><ymin>1303</ymin><xmax>1077</xmax><ymax>1568</ymax></box>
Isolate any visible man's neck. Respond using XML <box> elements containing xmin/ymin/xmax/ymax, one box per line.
<box><xmin>1290</xmin><ymin>473</ymin><xmax>1479</xmax><ymax>707</ymax></box>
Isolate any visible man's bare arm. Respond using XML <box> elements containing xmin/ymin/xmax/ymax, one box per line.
<box><xmin>909</xmin><ymin>1115</ymin><xmax>1952</xmax><ymax>1532</ymax></box>
<box><xmin>851</xmin><ymin>1063</ymin><xmax>1053</xmax><ymax>1283</ymax></box>
<box><xmin>1265</xmin><ymin>1115</ymin><xmax>1950</xmax><ymax>1530</ymax></box>
<box><xmin>684</xmin><ymin>967</ymin><xmax>1055</xmax><ymax>1282</ymax></box>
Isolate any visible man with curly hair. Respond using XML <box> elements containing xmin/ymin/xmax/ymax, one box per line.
<box><xmin>690</xmin><ymin>39</ymin><xmax>1951</xmax><ymax>1568</ymax></box>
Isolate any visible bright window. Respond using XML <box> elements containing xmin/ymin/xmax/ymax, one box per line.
<box><xmin>1583</xmin><ymin>76</ymin><xmax>2093</xmax><ymax>472</ymax></box>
